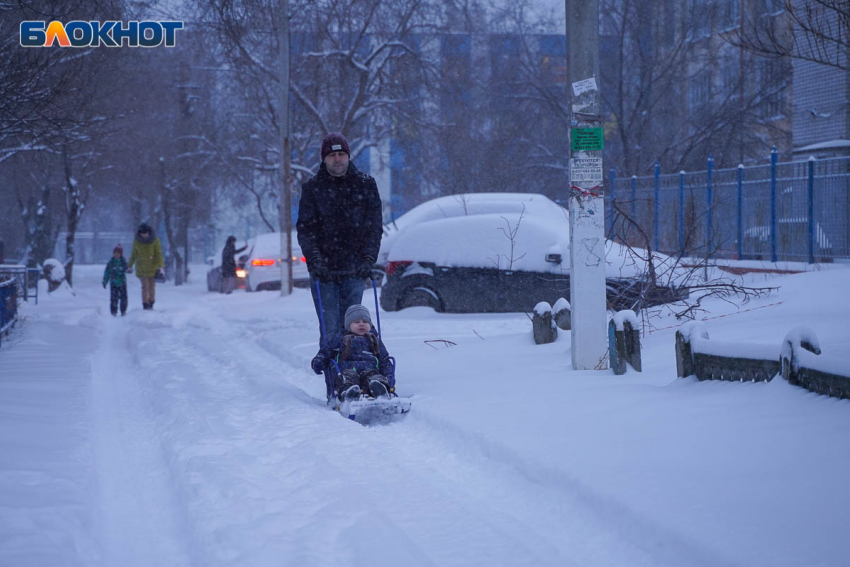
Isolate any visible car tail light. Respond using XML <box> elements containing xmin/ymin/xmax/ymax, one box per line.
<box><xmin>251</xmin><ymin>259</ymin><xmax>275</xmax><ymax>267</ymax></box>
<box><xmin>300</xmin><ymin>256</ymin><xmax>306</xmax><ymax>263</ymax></box>
<box><xmin>291</xmin><ymin>255</ymin><xmax>306</xmax><ymax>263</ymax></box>
<box><xmin>385</xmin><ymin>261</ymin><xmax>411</xmax><ymax>276</ymax></box>
<box><xmin>235</xmin><ymin>269</ymin><xmax>246</xmax><ymax>278</ymax></box>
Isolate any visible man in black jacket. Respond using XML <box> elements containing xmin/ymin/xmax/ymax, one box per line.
<box><xmin>221</xmin><ymin>235</ymin><xmax>247</xmax><ymax>294</ymax></box>
<box><xmin>297</xmin><ymin>132</ymin><xmax>383</xmax><ymax>354</ymax></box>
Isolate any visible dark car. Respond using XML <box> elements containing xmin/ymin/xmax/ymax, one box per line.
<box><xmin>206</xmin><ymin>239</ymin><xmax>251</xmax><ymax>293</ymax></box>
<box><xmin>378</xmin><ymin>195</ymin><xmax>687</xmax><ymax>313</ymax></box>
<box><xmin>380</xmin><ymin>261</ymin><xmax>686</xmax><ymax>313</ymax></box>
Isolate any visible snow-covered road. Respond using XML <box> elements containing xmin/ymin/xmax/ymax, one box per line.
<box><xmin>1</xmin><ymin>264</ymin><xmax>848</xmax><ymax>566</ymax></box>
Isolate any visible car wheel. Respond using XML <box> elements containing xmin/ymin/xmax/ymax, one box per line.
<box><xmin>399</xmin><ymin>286</ymin><xmax>442</xmax><ymax>311</ymax></box>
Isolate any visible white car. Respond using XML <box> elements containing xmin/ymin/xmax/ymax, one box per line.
<box><xmin>244</xmin><ymin>232</ymin><xmax>309</xmax><ymax>291</ymax></box>
<box><xmin>378</xmin><ymin>193</ymin><xmax>689</xmax><ymax>312</ymax></box>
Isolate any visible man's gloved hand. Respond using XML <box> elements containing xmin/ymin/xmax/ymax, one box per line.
<box><xmin>311</xmin><ymin>353</ymin><xmax>327</xmax><ymax>375</ymax></box>
<box><xmin>356</xmin><ymin>262</ymin><xmax>373</xmax><ymax>281</ymax></box>
<box><xmin>311</xmin><ymin>259</ymin><xmax>330</xmax><ymax>282</ymax></box>
<box><xmin>126</xmin><ymin>266</ymin><xmax>133</xmax><ymax>274</ymax></box>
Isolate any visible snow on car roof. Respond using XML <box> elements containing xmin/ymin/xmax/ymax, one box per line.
<box><xmin>379</xmin><ymin>193</ymin><xmax>565</xmax><ymax>261</ymax></box>
<box><xmin>386</xmin><ymin>204</ymin><xmax>653</xmax><ymax>278</ymax></box>
<box><xmin>388</xmin><ymin>193</ymin><xmax>560</xmax><ymax>229</ymax></box>
<box><xmin>250</xmin><ymin>232</ymin><xmax>301</xmax><ymax>257</ymax></box>
<box><xmin>387</xmin><ymin>212</ymin><xmax>569</xmax><ymax>273</ymax></box>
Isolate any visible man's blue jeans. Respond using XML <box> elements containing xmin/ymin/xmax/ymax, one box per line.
<box><xmin>310</xmin><ymin>275</ymin><xmax>365</xmax><ymax>348</ymax></box>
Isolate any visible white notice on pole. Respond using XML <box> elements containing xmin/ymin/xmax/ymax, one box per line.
<box><xmin>571</xmin><ymin>77</ymin><xmax>598</xmax><ymax>96</ymax></box>
<box><xmin>570</xmin><ymin>158</ymin><xmax>603</xmax><ymax>185</ymax></box>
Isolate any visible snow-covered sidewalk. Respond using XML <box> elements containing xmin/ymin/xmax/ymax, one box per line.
<box><xmin>0</xmin><ymin>315</ymin><xmax>101</xmax><ymax>566</ymax></box>
<box><xmin>1</xmin><ymin>264</ymin><xmax>848</xmax><ymax>567</ymax></box>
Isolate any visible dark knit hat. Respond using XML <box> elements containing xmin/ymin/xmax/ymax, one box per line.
<box><xmin>113</xmin><ymin>243</ymin><xmax>123</xmax><ymax>254</ymax></box>
<box><xmin>321</xmin><ymin>132</ymin><xmax>350</xmax><ymax>161</ymax></box>
<box><xmin>344</xmin><ymin>304</ymin><xmax>371</xmax><ymax>329</ymax></box>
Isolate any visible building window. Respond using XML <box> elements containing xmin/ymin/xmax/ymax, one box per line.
<box><xmin>660</xmin><ymin>0</ymin><xmax>676</xmax><ymax>47</ymax></box>
<box><xmin>689</xmin><ymin>71</ymin><xmax>712</xmax><ymax>115</ymax></box>
<box><xmin>718</xmin><ymin>0</ymin><xmax>740</xmax><ymax>31</ymax></box>
<box><xmin>759</xmin><ymin>0</ymin><xmax>784</xmax><ymax>15</ymax></box>
<box><xmin>757</xmin><ymin>58</ymin><xmax>787</xmax><ymax>119</ymax></box>
<box><xmin>690</xmin><ymin>0</ymin><xmax>713</xmax><ymax>39</ymax></box>
<box><xmin>721</xmin><ymin>56</ymin><xmax>740</xmax><ymax>99</ymax></box>
<box><xmin>539</xmin><ymin>35</ymin><xmax>566</xmax><ymax>88</ymax></box>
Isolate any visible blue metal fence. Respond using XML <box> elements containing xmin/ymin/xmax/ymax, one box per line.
<box><xmin>608</xmin><ymin>149</ymin><xmax>850</xmax><ymax>262</ymax></box>
<box><xmin>0</xmin><ymin>279</ymin><xmax>19</xmax><ymax>348</ymax></box>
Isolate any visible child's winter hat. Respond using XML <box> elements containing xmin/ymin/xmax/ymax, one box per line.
<box><xmin>113</xmin><ymin>243</ymin><xmax>123</xmax><ymax>254</ymax></box>
<box><xmin>320</xmin><ymin>132</ymin><xmax>350</xmax><ymax>161</ymax></box>
<box><xmin>344</xmin><ymin>304</ymin><xmax>371</xmax><ymax>329</ymax></box>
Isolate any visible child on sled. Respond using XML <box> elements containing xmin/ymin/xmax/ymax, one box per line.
<box><xmin>311</xmin><ymin>304</ymin><xmax>393</xmax><ymax>402</ymax></box>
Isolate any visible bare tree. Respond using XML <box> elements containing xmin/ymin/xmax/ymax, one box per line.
<box><xmin>201</xmin><ymin>0</ymin><xmax>442</xmax><ymax>225</ymax></box>
<box><xmin>607</xmin><ymin>197</ymin><xmax>777</xmax><ymax>328</ymax></box>
<box><xmin>1</xmin><ymin>0</ymin><xmax>128</xmax><ymax>277</ymax></box>
<box><xmin>490</xmin><ymin>204</ymin><xmax>527</xmax><ymax>270</ymax></box>
<box><xmin>730</xmin><ymin>0</ymin><xmax>849</xmax><ymax>71</ymax></box>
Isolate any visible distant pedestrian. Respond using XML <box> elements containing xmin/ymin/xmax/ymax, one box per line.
<box><xmin>127</xmin><ymin>222</ymin><xmax>164</xmax><ymax>310</ymax></box>
<box><xmin>297</xmin><ymin>132</ymin><xmax>383</xmax><ymax>354</ymax></box>
<box><xmin>221</xmin><ymin>235</ymin><xmax>247</xmax><ymax>294</ymax></box>
<box><xmin>102</xmin><ymin>244</ymin><xmax>128</xmax><ymax>316</ymax></box>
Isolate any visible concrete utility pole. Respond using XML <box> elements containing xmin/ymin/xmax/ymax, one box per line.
<box><xmin>278</xmin><ymin>0</ymin><xmax>293</xmax><ymax>296</ymax></box>
<box><xmin>566</xmin><ymin>0</ymin><xmax>608</xmax><ymax>370</ymax></box>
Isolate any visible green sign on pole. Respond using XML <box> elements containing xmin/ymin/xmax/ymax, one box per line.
<box><xmin>570</xmin><ymin>127</ymin><xmax>604</xmax><ymax>151</ymax></box>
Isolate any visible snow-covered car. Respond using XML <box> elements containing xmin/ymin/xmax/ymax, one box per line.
<box><xmin>206</xmin><ymin>239</ymin><xmax>251</xmax><ymax>293</ymax></box>
<box><xmin>244</xmin><ymin>231</ymin><xmax>309</xmax><ymax>291</ymax></box>
<box><xmin>379</xmin><ymin>193</ymin><xmax>688</xmax><ymax>313</ymax></box>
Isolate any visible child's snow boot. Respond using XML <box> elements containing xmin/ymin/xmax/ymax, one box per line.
<box><xmin>367</xmin><ymin>374</ymin><xmax>391</xmax><ymax>399</ymax></box>
<box><xmin>337</xmin><ymin>369</ymin><xmax>361</xmax><ymax>402</ymax></box>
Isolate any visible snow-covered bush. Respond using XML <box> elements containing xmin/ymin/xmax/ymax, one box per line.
<box><xmin>42</xmin><ymin>259</ymin><xmax>66</xmax><ymax>292</ymax></box>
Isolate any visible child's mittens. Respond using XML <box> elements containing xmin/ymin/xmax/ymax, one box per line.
<box><xmin>103</xmin><ymin>282</ymin><xmax>107</xmax><ymax>289</ymax></box>
<box><xmin>311</xmin><ymin>353</ymin><xmax>327</xmax><ymax>375</ymax></box>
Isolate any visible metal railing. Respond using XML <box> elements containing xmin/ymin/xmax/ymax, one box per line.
<box><xmin>0</xmin><ymin>279</ymin><xmax>19</xmax><ymax>347</ymax></box>
<box><xmin>608</xmin><ymin>149</ymin><xmax>850</xmax><ymax>263</ymax></box>
<box><xmin>0</xmin><ymin>265</ymin><xmax>40</xmax><ymax>305</ymax></box>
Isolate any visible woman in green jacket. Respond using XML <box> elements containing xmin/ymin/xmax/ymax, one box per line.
<box><xmin>127</xmin><ymin>222</ymin><xmax>164</xmax><ymax>310</ymax></box>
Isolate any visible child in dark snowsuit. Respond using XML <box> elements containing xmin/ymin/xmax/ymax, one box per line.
<box><xmin>103</xmin><ymin>244</ymin><xmax>129</xmax><ymax>316</ymax></box>
<box><xmin>311</xmin><ymin>304</ymin><xmax>393</xmax><ymax>401</ymax></box>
